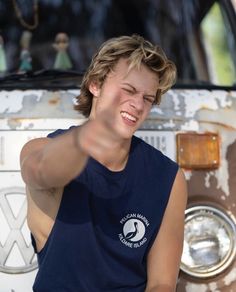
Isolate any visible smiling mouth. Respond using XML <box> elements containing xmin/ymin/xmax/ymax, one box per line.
<box><xmin>120</xmin><ymin>111</ymin><xmax>138</xmax><ymax>123</ymax></box>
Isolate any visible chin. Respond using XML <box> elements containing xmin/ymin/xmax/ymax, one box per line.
<box><xmin>116</xmin><ymin>126</ymin><xmax>136</xmax><ymax>140</ymax></box>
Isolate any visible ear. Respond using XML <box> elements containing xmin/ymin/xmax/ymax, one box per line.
<box><xmin>89</xmin><ymin>81</ymin><xmax>101</xmax><ymax>97</ymax></box>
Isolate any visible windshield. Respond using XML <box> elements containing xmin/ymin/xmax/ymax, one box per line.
<box><xmin>0</xmin><ymin>0</ymin><xmax>236</xmax><ymax>87</ymax></box>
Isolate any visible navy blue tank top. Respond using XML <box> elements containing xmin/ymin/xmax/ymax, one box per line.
<box><xmin>32</xmin><ymin>128</ymin><xmax>178</xmax><ymax>292</ymax></box>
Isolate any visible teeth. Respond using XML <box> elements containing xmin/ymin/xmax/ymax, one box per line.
<box><xmin>121</xmin><ymin>112</ymin><xmax>137</xmax><ymax>122</ymax></box>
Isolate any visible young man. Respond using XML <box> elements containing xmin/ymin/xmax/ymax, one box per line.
<box><xmin>20</xmin><ymin>35</ymin><xmax>187</xmax><ymax>292</ymax></box>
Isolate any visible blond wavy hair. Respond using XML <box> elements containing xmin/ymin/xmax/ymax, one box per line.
<box><xmin>75</xmin><ymin>35</ymin><xmax>176</xmax><ymax>117</ymax></box>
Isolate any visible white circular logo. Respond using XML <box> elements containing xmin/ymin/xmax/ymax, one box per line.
<box><xmin>119</xmin><ymin>213</ymin><xmax>149</xmax><ymax>248</ymax></box>
<box><xmin>123</xmin><ymin>219</ymin><xmax>145</xmax><ymax>242</ymax></box>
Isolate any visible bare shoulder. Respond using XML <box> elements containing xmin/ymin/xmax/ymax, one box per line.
<box><xmin>20</xmin><ymin>137</ymin><xmax>55</xmax><ymax>190</ymax></box>
<box><xmin>175</xmin><ymin>167</ymin><xmax>187</xmax><ymax>187</ymax></box>
<box><xmin>171</xmin><ymin>168</ymin><xmax>188</xmax><ymax>204</ymax></box>
<box><xmin>164</xmin><ymin>168</ymin><xmax>187</xmax><ymax>228</ymax></box>
<box><xmin>20</xmin><ymin>137</ymin><xmax>50</xmax><ymax>165</ymax></box>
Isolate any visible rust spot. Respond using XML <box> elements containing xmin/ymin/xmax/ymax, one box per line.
<box><xmin>8</xmin><ymin>118</ymin><xmax>24</xmax><ymax>124</ymax></box>
<box><xmin>8</xmin><ymin>118</ymin><xmax>40</xmax><ymax>125</ymax></box>
<box><xmin>49</xmin><ymin>97</ymin><xmax>60</xmax><ymax>105</ymax></box>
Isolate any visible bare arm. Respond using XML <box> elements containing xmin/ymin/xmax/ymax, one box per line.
<box><xmin>146</xmin><ymin>285</ymin><xmax>175</xmax><ymax>292</ymax></box>
<box><xmin>20</xmin><ymin>93</ymin><xmax>124</xmax><ymax>251</ymax></box>
<box><xmin>20</xmin><ymin>117</ymin><xmax>119</xmax><ymax>190</ymax></box>
<box><xmin>20</xmin><ymin>126</ymin><xmax>88</xmax><ymax>190</ymax></box>
<box><xmin>145</xmin><ymin>169</ymin><xmax>187</xmax><ymax>292</ymax></box>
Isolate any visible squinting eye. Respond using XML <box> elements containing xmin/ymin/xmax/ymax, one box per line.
<box><xmin>122</xmin><ymin>88</ymin><xmax>134</xmax><ymax>94</ymax></box>
<box><xmin>144</xmin><ymin>97</ymin><xmax>154</xmax><ymax>104</ymax></box>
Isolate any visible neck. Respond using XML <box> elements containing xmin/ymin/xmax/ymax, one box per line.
<box><xmin>97</xmin><ymin>138</ymin><xmax>132</xmax><ymax>171</ymax></box>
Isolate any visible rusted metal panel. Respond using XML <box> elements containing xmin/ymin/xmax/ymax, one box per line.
<box><xmin>0</xmin><ymin>90</ymin><xmax>82</xmax><ymax>119</ymax></box>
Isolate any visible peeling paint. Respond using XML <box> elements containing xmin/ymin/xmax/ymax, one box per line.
<box><xmin>185</xmin><ymin>282</ymin><xmax>222</xmax><ymax>292</ymax></box>
<box><xmin>213</xmin><ymin>90</ymin><xmax>234</xmax><ymax>108</ymax></box>
<box><xmin>159</xmin><ymin>89</ymin><xmax>236</xmax><ymax>290</ymax></box>
<box><xmin>0</xmin><ymin>118</ymin><xmax>85</xmax><ymax>130</ymax></box>
<box><xmin>146</xmin><ymin>89</ymin><xmax>236</xmax><ymax>132</ymax></box>
<box><xmin>162</xmin><ymin>120</ymin><xmax>176</xmax><ymax>128</ymax></box>
<box><xmin>196</xmin><ymin>109</ymin><xmax>236</xmax><ymax>196</ymax></box>
<box><xmin>223</xmin><ymin>267</ymin><xmax>236</xmax><ymax>286</ymax></box>
<box><xmin>150</xmin><ymin>107</ymin><xmax>164</xmax><ymax>115</ymax></box>
<box><xmin>183</xmin><ymin>170</ymin><xmax>193</xmax><ymax>181</ymax></box>
<box><xmin>180</xmin><ymin>119</ymin><xmax>199</xmax><ymax>131</ymax></box>
<box><xmin>205</xmin><ymin>171</ymin><xmax>215</xmax><ymax>188</ymax></box>
<box><xmin>182</xmin><ymin>90</ymin><xmax>219</xmax><ymax>117</ymax></box>
<box><xmin>208</xmin><ymin>282</ymin><xmax>220</xmax><ymax>292</ymax></box>
<box><xmin>215</xmin><ymin>160</ymin><xmax>230</xmax><ymax>196</ymax></box>
<box><xmin>185</xmin><ymin>283</ymin><xmax>208</xmax><ymax>292</ymax></box>
<box><xmin>0</xmin><ymin>90</ymin><xmax>44</xmax><ymax>114</ymax></box>
<box><xmin>169</xmin><ymin>89</ymin><xmax>181</xmax><ymax>111</ymax></box>
<box><xmin>7</xmin><ymin>119</ymin><xmax>22</xmax><ymax>129</ymax></box>
<box><xmin>0</xmin><ymin>90</ymin><xmax>81</xmax><ymax>119</ymax></box>
<box><xmin>181</xmin><ymin>90</ymin><xmax>234</xmax><ymax>118</ymax></box>
<box><xmin>2</xmin><ymin>88</ymin><xmax>236</xmax><ymax>291</ymax></box>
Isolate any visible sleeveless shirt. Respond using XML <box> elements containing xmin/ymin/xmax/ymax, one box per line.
<box><xmin>31</xmin><ymin>128</ymin><xmax>178</xmax><ymax>292</ymax></box>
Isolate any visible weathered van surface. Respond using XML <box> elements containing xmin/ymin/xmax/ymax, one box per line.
<box><xmin>0</xmin><ymin>90</ymin><xmax>80</xmax><ymax>292</ymax></box>
<box><xmin>1</xmin><ymin>87</ymin><xmax>236</xmax><ymax>291</ymax></box>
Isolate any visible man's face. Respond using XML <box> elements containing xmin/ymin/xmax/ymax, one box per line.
<box><xmin>89</xmin><ymin>58</ymin><xmax>159</xmax><ymax>139</ymax></box>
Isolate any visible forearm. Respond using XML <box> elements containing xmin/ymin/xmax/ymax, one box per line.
<box><xmin>21</xmin><ymin>127</ymin><xmax>88</xmax><ymax>189</ymax></box>
<box><xmin>145</xmin><ymin>284</ymin><xmax>175</xmax><ymax>292</ymax></box>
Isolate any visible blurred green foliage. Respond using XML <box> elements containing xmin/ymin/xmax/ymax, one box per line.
<box><xmin>201</xmin><ymin>3</ymin><xmax>236</xmax><ymax>85</ymax></box>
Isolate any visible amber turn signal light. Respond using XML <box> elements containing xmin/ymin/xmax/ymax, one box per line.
<box><xmin>176</xmin><ymin>133</ymin><xmax>220</xmax><ymax>169</ymax></box>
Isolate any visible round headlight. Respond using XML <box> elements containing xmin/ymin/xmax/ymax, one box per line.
<box><xmin>180</xmin><ymin>205</ymin><xmax>236</xmax><ymax>278</ymax></box>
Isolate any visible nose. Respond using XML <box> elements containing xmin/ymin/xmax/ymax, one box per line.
<box><xmin>130</xmin><ymin>94</ymin><xmax>144</xmax><ymax>112</ymax></box>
